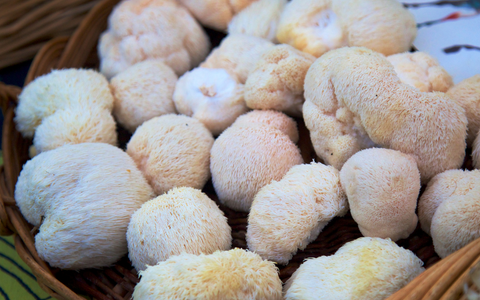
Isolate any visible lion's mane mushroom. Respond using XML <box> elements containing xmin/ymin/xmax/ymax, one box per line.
<box><xmin>340</xmin><ymin>148</ymin><xmax>420</xmax><ymax>241</ymax></box>
<box><xmin>210</xmin><ymin>110</ymin><xmax>303</xmax><ymax>212</ymax></box>
<box><xmin>127</xmin><ymin>187</ymin><xmax>231</xmax><ymax>271</ymax></box>
<box><xmin>110</xmin><ymin>59</ymin><xmax>178</xmax><ymax>132</ymax></box>
<box><xmin>173</xmin><ymin>68</ymin><xmax>248</xmax><ymax>135</ymax></box>
<box><xmin>447</xmin><ymin>75</ymin><xmax>480</xmax><ymax>146</ymax></box>
<box><xmin>284</xmin><ymin>237</ymin><xmax>424</xmax><ymax>300</ymax></box>
<box><xmin>132</xmin><ymin>249</ymin><xmax>282</xmax><ymax>299</ymax></box>
<box><xmin>98</xmin><ymin>0</ymin><xmax>209</xmax><ymax>79</ymax></box>
<box><xmin>15</xmin><ymin>69</ymin><xmax>117</xmax><ymax>154</ymax></box>
<box><xmin>303</xmin><ymin>47</ymin><xmax>467</xmax><ymax>183</ymax></box>
<box><xmin>14</xmin><ymin>143</ymin><xmax>154</xmax><ymax>270</ymax></box>
<box><xmin>418</xmin><ymin>169</ymin><xmax>480</xmax><ymax>257</ymax></box>
<box><xmin>127</xmin><ymin>114</ymin><xmax>214</xmax><ymax>195</ymax></box>
<box><xmin>228</xmin><ymin>0</ymin><xmax>287</xmax><ymax>42</ymax></box>
<box><xmin>245</xmin><ymin>44</ymin><xmax>315</xmax><ymax>117</ymax></box>
<box><xmin>178</xmin><ymin>0</ymin><xmax>257</xmax><ymax>32</ymax></box>
<box><xmin>247</xmin><ymin>162</ymin><xmax>347</xmax><ymax>264</ymax></box>
<box><xmin>277</xmin><ymin>0</ymin><xmax>416</xmax><ymax>57</ymax></box>
<box><xmin>387</xmin><ymin>52</ymin><xmax>453</xmax><ymax>93</ymax></box>
<box><xmin>200</xmin><ymin>34</ymin><xmax>274</xmax><ymax>84</ymax></box>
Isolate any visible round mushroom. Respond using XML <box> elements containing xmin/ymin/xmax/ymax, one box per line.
<box><xmin>127</xmin><ymin>114</ymin><xmax>214</xmax><ymax>195</ymax></box>
<box><xmin>110</xmin><ymin>59</ymin><xmax>178</xmax><ymax>132</ymax></box>
<box><xmin>132</xmin><ymin>248</ymin><xmax>282</xmax><ymax>299</ymax></box>
<box><xmin>14</xmin><ymin>143</ymin><xmax>154</xmax><ymax>270</ymax></box>
<box><xmin>127</xmin><ymin>187</ymin><xmax>231</xmax><ymax>271</ymax></box>
<box><xmin>99</xmin><ymin>0</ymin><xmax>210</xmax><ymax>79</ymax></box>
<box><xmin>210</xmin><ymin>111</ymin><xmax>303</xmax><ymax>212</ymax></box>
<box><xmin>245</xmin><ymin>44</ymin><xmax>315</xmax><ymax>117</ymax></box>
<box><xmin>277</xmin><ymin>0</ymin><xmax>416</xmax><ymax>57</ymax></box>
<box><xmin>284</xmin><ymin>237</ymin><xmax>424</xmax><ymax>300</ymax></box>
<box><xmin>340</xmin><ymin>148</ymin><xmax>420</xmax><ymax>241</ymax></box>
<box><xmin>173</xmin><ymin>68</ymin><xmax>248</xmax><ymax>135</ymax></box>
<box><xmin>247</xmin><ymin>162</ymin><xmax>347</xmax><ymax>264</ymax></box>
<box><xmin>387</xmin><ymin>51</ymin><xmax>453</xmax><ymax>93</ymax></box>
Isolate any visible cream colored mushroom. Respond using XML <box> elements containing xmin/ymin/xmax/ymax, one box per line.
<box><xmin>228</xmin><ymin>0</ymin><xmax>287</xmax><ymax>42</ymax></box>
<box><xmin>110</xmin><ymin>59</ymin><xmax>178</xmax><ymax>132</ymax></box>
<box><xmin>126</xmin><ymin>187</ymin><xmax>231</xmax><ymax>271</ymax></box>
<box><xmin>247</xmin><ymin>162</ymin><xmax>347</xmax><ymax>264</ymax></box>
<box><xmin>127</xmin><ymin>114</ymin><xmax>214</xmax><ymax>195</ymax></box>
<box><xmin>340</xmin><ymin>148</ymin><xmax>420</xmax><ymax>241</ymax></box>
<box><xmin>99</xmin><ymin>0</ymin><xmax>209</xmax><ymax>79</ymax></box>
<box><xmin>387</xmin><ymin>52</ymin><xmax>453</xmax><ymax>93</ymax></box>
<box><xmin>210</xmin><ymin>111</ymin><xmax>303</xmax><ymax>212</ymax></box>
<box><xmin>303</xmin><ymin>47</ymin><xmax>467</xmax><ymax>183</ymax></box>
<box><xmin>277</xmin><ymin>0</ymin><xmax>416</xmax><ymax>57</ymax></box>
<box><xmin>200</xmin><ymin>34</ymin><xmax>274</xmax><ymax>84</ymax></box>
<box><xmin>132</xmin><ymin>249</ymin><xmax>282</xmax><ymax>299</ymax></box>
<box><xmin>284</xmin><ymin>237</ymin><xmax>424</xmax><ymax>300</ymax></box>
<box><xmin>14</xmin><ymin>69</ymin><xmax>117</xmax><ymax>154</ymax></box>
<box><xmin>418</xmin><ymin>169</ymin><xmax>480</xmax><ymax>235</ymax></box>
<box><xmin>15</xmin><ymin>143</ymin><xmax>154</xmax><ymax>269</ymax></box>
<box><xmin>245</xmin><ymin>44</ymin><xmax>315</xmax><ymax>117</ymax></box>
<box><xmin>447</xmin><ymin>75</ymin><xmax>480</xmax><ymax>146</ymax></box>
<box><xmin>173</xmin><ymin>68</ymin><xmax>248</xmax><ymax>135</ymax></box>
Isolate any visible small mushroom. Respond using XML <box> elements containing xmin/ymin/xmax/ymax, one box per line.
<box><xmin>284</xmin><ymin>237</ymin><xmax>424</xmax><ymax>300</ymax></box>
<box><xmin>447</xmin><ymin>75</ymin><xmax>480</xmax><ymax>146</ymax></box>
<box><xmin>99</xmin><ymin>0</ymin><xmax>210</xmax><ymax>79</ymax></box>
<box><xmin>247</xmin><ymin>162</ymin><xmax>347</xmax><ymax>264</ymax></box>
<box><xmin>245</xmin><ymin>44</ymin><xmax>315</xmax><ymax>117</ymax></box>
<box><xmin>15</xmin><ymin>143</ymin><xmax>154</xmax><ymax>269</ymax></box>
<box><xmin>277</xmin><ymin>0</ymin><xmax>416</xmax><ymax>57</ymax></box>
<box><xmin>173</xmin><ymin>68</ymin><xmax>248</xmax><ymax>135</ymax></box>
<box><xmin>127</xmin><ymin>187</ymin><xmax>231</xmax><ymax>271</ymax></box>
<box><xmin>418</xmin><ymin>169</ymin><xmax>480</xmax><ymax>257</ymax></box>
<box><xmin>387</xmin><ymin>51</ymin><xmax>453</xmax><ymax>93</ymax></box>
<box><xmin>200</xmin><ymin>34</ymin><xmax>274</xmax><ymax>84</ymax></box>
<box><xmin>210</xmin><ymin>110</ymin><xmax>303</xmax><ymax>212</ymax></box>
<box><xmin>132</xmin><ymin>249</ymin><xmax>282</xmax><ymax>299</ymax></box>
<box><xmin>340</xmin><ymin>148</ymin><xmax>420</xmax><ymax>241</ymax></box>
<box><xmin>127</xmin><ymin>114</ymin><xmax>214</xmax><ymax>195</ymax></box>
<box><xmin>228</xmin><ymin>0</ymin><xmax>287</xmax><ymax>42</ymax></box>
<box><xmin>110</xmin><ymin>59</ymin><xmax>178</xmax><ymax>132</ymax></box>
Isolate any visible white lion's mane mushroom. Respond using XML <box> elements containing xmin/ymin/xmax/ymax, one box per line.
<box><xmin>277</xmin><ymin>0</ymin><xmax>416</xmax><ymax>57</ymax></box>
<box><xmin>178</xmin><ymin>0</ymin><xmax>257</xmax><ymax>31</ymax></box>
<box><xmin>387</xmin><ymin>52</ymin><xmax>453</xmax><ymax>93</ymax></box>
<box><xmin>418</xmin><ymin>170</ymin><xmax>480</xmax><ymax>235</ymax></box>
<box><xmin>173</xmin><ymin>67</ymin><xmax>248</xmax><ymax>136</ymax></box>
<box><xmin>127</xmin><ymin>114</ymin><xmax>214</xmax><ymax>195</ymax></box>
<box><xmin>210</xmin><ymin>110</ymin><xmax>303</xmax><ymax>212</ymax></box>
<box><xmin>132</xmin><ymin>249</ymin><xmax>283</xmax><ymax>299</ymax></box>
<box><xmin>14</xmin><ymin>69</ymin><xmax>117</xmax><ymax>154</ymax></box>
<box><xmin>200</xmin><ymin>34</ymin><xmax>274</xmax><ymax>84</ymax></box>
<box><xmin>447</xmin><ymin>75</ymin><xmax>480</xmax><ymax>146</ymax></box>
<box><xmin>98</xmin><ymin>0</ymin><xmax>210</xmax><ymax>79</ymax></box>
<box><xmin>340</xmin><ymin>148</ymin><xmax>420</xmax><ymax>241</ymax></box>
<box><xmin>14</xmin><ymin>143</ymin><xmax>154</xmax><ymax>270</ymax></box>
<box><xmin>284</xmin><ymin>237</ymin><xmax>424</xmax><ymax>300</ymax></box>
<box><xmin>228</xmin><ymin>0</ymin><xmax>287</xmax><ymax>42</ymax></box>
<box><xmin>127</xmin><ymin>187</ymin><xmax>231</xmax><ymax>271</ymax></box>
<box><xmin>247</xmin><ymin>162</ymin><xmax>347</xmax><ymax>264</ymax></box>
<box><xmin>245</xmin><ymin>44</ymin><xmax>315</xmax><ymax>117</ymax></box>
<box><xmin>303</xmin><ymin>47</ymin><xmax>467</xmax><ymax>183</ymax></box>
<box><xmin>110</xmin><ymin>59</ymin><xmax>178</xmax><ymax>132</ymax></box>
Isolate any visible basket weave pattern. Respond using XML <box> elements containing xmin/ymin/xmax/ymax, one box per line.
<box><xmin>0</xmin><ymin>0</ymin><xmax>480</xmax><ymax>299</ymax></box>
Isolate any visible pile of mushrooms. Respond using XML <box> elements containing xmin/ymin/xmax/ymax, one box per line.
<box><xmin>12</xmin><ymin>0</ymin><xmax>480</xmax><ymax>299</ymax></box>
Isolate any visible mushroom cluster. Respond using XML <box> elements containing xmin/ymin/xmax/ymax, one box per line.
<box><xmin>12</xmin><ymin>1</ymin><xmax>480</xmax><ymax>299</ymax></box>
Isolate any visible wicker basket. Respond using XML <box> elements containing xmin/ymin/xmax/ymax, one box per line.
<box><xmin>0</xmin><ymin>0</ymin><xmax>102</xmax><ymax>69</ymax></box>
<box><xmin>1</xmin><ymin>0</ymin><xmax>480</xmax><ymax>299</ymax></box>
